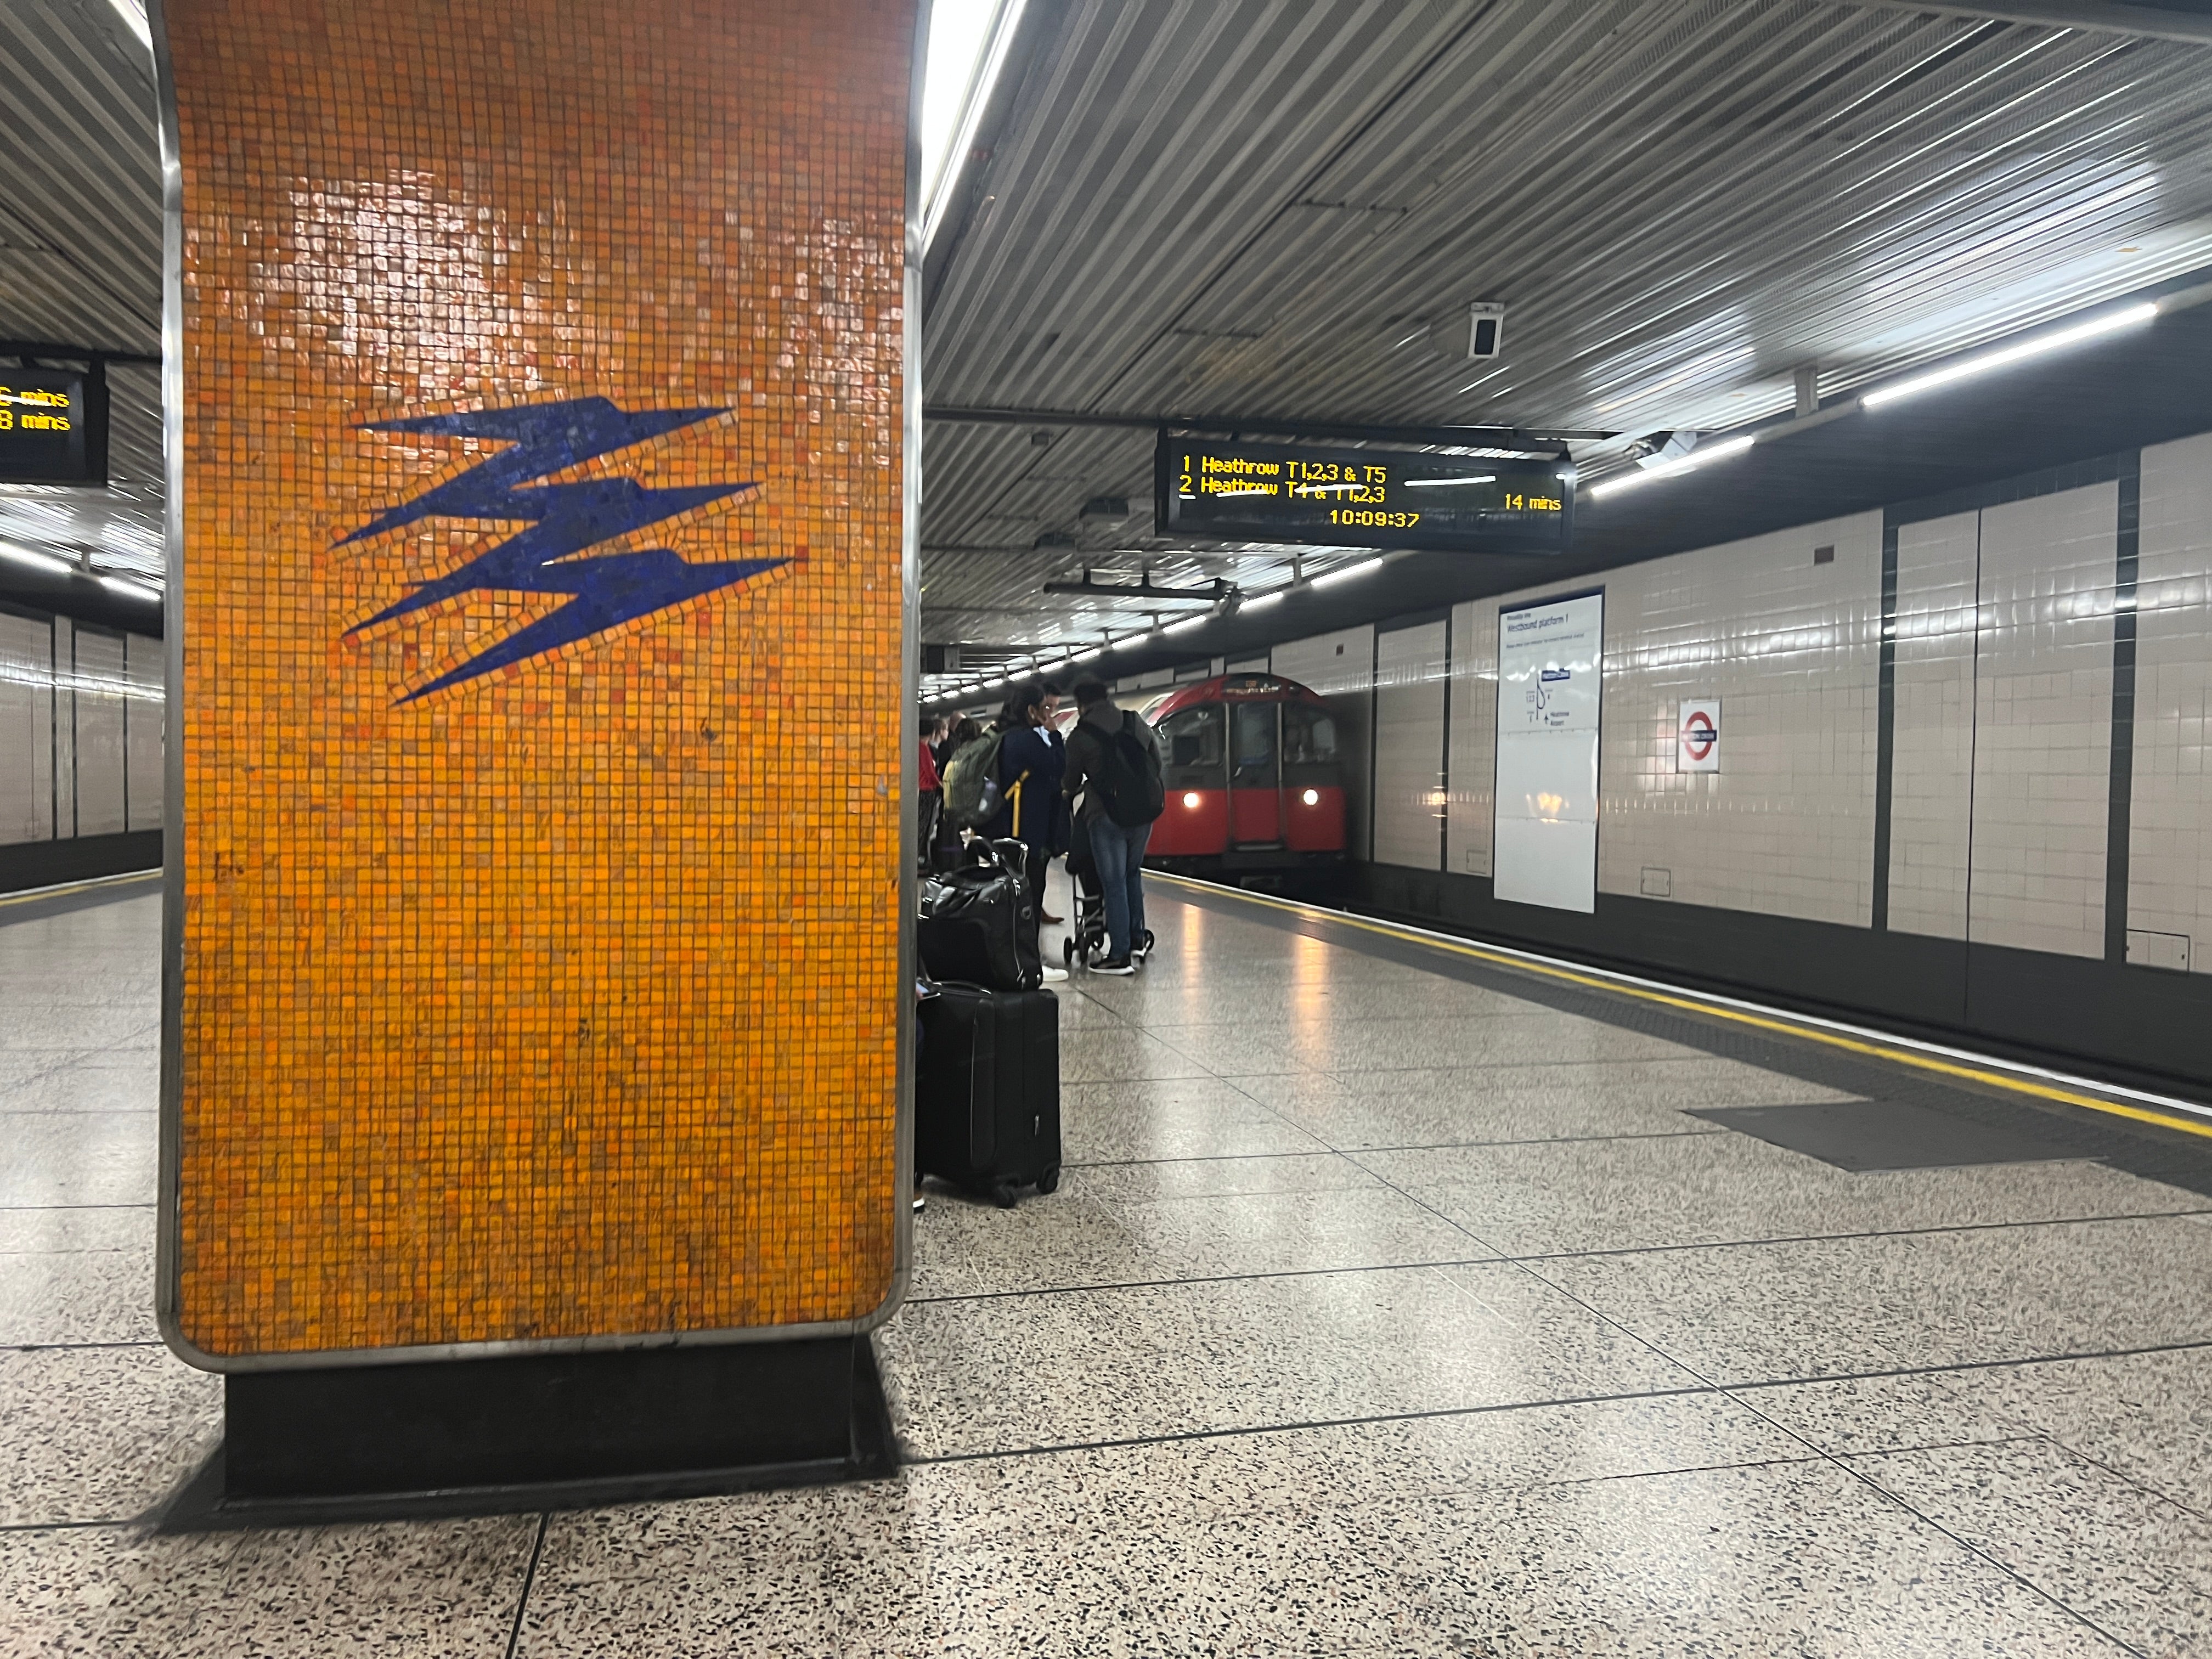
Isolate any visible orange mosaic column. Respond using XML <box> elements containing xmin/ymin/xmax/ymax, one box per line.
<box><xmin>155</xmin><ymin>0</ymin><xmax>917</xmax><ymax>1364</ymax></box>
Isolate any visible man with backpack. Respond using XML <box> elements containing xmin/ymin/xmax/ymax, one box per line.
<box><xmin>1060</xmin><ymin>679</ymin><xmax>1165</xmax><ymax>975</ymax></box>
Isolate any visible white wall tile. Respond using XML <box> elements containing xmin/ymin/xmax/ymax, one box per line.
<box><xmin>71</xmin><ymin>627</ymin><xmax>129</xmax><ymax>838</ymax></box>
<box><xmin>1445</xmin><ymin>599</ymin><xmax>1496</xmax><ymax>877</ymax></box>
<box><xmin>125</xmin><ymin>633</ymin><xmax>164</xmax><ymax>834</ymax></box>
<box><xmin>1968</xmin><ymin>483</ymin><xmax>2117</xmax><ymax>960</ymax></box>
<box><xmin>2129</xmin><ymin>431</ymin><xmax>2212</xmax><ymax>973</ymax></box>
<box><xmin>0</xmin><ymin>611</ymin><xmax>55</xmax><ymax>846</ymax></box>
<box><xmin>1888</xmin><ymin>511</ymin><xmax>1979</xmax><ymax>940</ymax></box>
<box><xmin>52</xmin><ymin>616</ymin><xmax>74</xmax><ymax>837</ymax></box>
<box><xmin>1372</xmin><ymin>619</ymin><xmax>1447</xmax><ymax>870</ymax></box>
<box><xmin>1593</xmin><ymin>514</ymin><xmax>1882</xmax><ymax>926</ymax></box>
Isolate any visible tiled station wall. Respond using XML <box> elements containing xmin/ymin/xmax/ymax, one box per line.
<box><xmin>0</xmin><ymin>609</ymin><xmax>163</xmax><ymax>853</ymax></box>
<box><xmin>162</xmin><ymin>0</ymin><xmax>915</xmax><ymax>1363</ymax></box>
<box><xmin>1261</xmin><ymin>430</ymin><xmax>2212</xmax><ymax>1086</ymax></box>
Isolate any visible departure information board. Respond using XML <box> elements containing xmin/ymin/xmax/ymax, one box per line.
<box><xmin>0</xmin><ymin>365</ymin><xmax>108</xmax><ymax>486</ymax></box>
<box><xmin>1155</xmin><ymin>434</ymin><xmax>1572</xmax><ymax>555</ymax></box>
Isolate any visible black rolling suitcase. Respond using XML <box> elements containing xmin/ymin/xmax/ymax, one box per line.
<box><xmin>916</xmin><ymin>983</ymin><xmax>1060</xmax><ymax>1207</ymax></box>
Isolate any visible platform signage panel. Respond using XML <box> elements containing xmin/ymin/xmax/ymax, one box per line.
<box><xmin>0</xmin><ymin>365</ymin><xmax>108</xmax><ymax>486</ymax></box>
<box><xmin>1493</xmin><ymin>590</ymin><xmax>1603</xmax><ymax>913</ymax></box>
<box><xmin>1677</xmin><ymin>697</ymin><xmax>1721</xmax><ymax>772</ymax></box>
<box><xmin>1155</xmin><ymin>433</ymin><xmax>1572</xmax><ymax>554</ymax></box>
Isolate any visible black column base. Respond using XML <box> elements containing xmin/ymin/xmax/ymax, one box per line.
<box><xmin>157</xmin><ymin>1334</ymin><xmax>896</xmax><ymax>1531</ymax></box>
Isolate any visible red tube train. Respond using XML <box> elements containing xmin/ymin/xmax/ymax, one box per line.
<box><xmin>1131</xmin><ymin>674</ymin><xmax>1349</xmax><ymax>880</ymax></box>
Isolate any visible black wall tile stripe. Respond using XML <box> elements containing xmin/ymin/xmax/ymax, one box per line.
<box><xmin>1873</xmin><ymin>518</ymin><xmax>1899</xmax><ymax>933</ymax></box>
<box><xmin>1438</xmin><ymin>607</ymin><xmax>1453</xmax><ymax>873</ymax></box>
<box><xmin>2107</xmin><ymin>453</ymin><xmax>2141</xmax><ymax>966</ymax></box>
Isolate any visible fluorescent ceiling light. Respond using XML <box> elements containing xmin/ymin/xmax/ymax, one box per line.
<box><xmin>1311</xmin><ymin>558</ymin><xmax>1383</xmax><ymax>589</ymax></box>
<box><xmin>1072</xmin><ymin>646</ymin><xmax>1102</xmax><ymax>661</ymax></box>
<box><xmin>1240</xmin><ymin>591</ymin><xmax>1284</xmax><ymax>611</ymax></box>
<box><xmin>1163</xmin><ymin>614</ymin><xmax>1207</xmax><ymax>635</ymax></box>
<box><xmin>98</xmin><ymin>575</ymin><xmax>161</xmax><ymax>602</ymax></box>
<box><xmin>1589</xmin><ymin>435</ymin><xmax>1756</xmax><ymax>500</ymax></box>
<box><xmin>1404</xmin><ymin>474</ymin><xmax>1494</xmax><ymax>489</ymax></box>
<box><xmin>1861</xmin><ymin>301</ymin><xmax>2159</xmax><ymax>410</ymax></box>
<box><xmin>106</xmin><ymin>0</ymin><xmax>151</xmax><ymax>51</ymax></box>
<box><xmin>0</xmin><ymin>541</ymin><xmax>76</xmax><ymax>577</ymax></box>
<box><xmin>920</xmin><ymin>0</ymin><xmax>1026</xmax><ymax>250</ymax></box>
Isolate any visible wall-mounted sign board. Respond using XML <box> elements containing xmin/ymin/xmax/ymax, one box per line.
<box><xmin>1493</xmin><ymin>590</ymin><xmax>1603</xmax><ymax>913</ymax></box>
<box><xmin>1154</xmin><ymin>433</ymin><xmax>1572</xmax><ymax>555</ymax></box>
<box><xmin>1677</xmin><ymin>697</ymin><xmax>1721</xmax><ymax>772</ymax></box>
<box><xmin>0</xmin><ymin>365</ymin><xmax>108</xmax><ymax>485</ymax></box>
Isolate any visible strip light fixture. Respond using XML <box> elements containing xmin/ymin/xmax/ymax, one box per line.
<box><xmin>0</xmin><ymin>541</ymin><xmax>77</xmax><ymax>577</ymax></box>
<box><xmin>919</xmin><ymin>0</ymin><xmax>1028</xmax><ymax>250</ymax></box>
<box><xmin>1311</xmin><ymin>557</ymin><xmax>1384</xmax><ymax>589</ymax></box>
<box><xmin>1589</xmin><ymin>435</ymin><xmax>1756</xmax><ymax>500</ymax></box>
<box><xmin>1163</xmin><ymin>613</ymin><xmax>1207</xmax><ymax>635</ymax></box>
<box><xmin>1861</xmin><ymin>300</ymin><xmax>2159</xmax><ymax>409</ymax></box>
<box><xmin>98</xmin><ymin>575</ymin><xmax>162</xmax><ymax>603</ymax></box>
<box><xmin>106</xmin><ymin>0</ymin><xmax>152</xmax><ymax>51</ymax></box>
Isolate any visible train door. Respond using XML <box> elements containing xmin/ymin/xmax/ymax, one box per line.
<box><xmin>1228</xmin><ymin>699</ymin><xmax>1282</xmax><ymax>845</ymax></box>
<box><xmin>1154</xmin><ymin>701</ymin><xmax>1227</xmax><ymax>854</ymax></box>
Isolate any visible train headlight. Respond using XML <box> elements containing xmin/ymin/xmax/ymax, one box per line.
<box><xmin>1182</xmin><ymin>792</ymin><xmax>1201</xmax><ymax>809</ymax></box>
<box><xmin>1301</xmin><ymin>788</ymin><xmax>1320</xmax><ymax>806</ymax></box>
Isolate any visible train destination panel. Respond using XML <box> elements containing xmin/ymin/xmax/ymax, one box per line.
<box><xmin>1155</xmin><ymin>435</ymin><xmax>1572</xmax><ymax>555</ymax></box>
<box><xmin>0</xmin><ymin>365</ymin><xmax>108</xmax><ymax>486</ymax></box>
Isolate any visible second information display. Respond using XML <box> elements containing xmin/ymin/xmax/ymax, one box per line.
<box><xmin>1155</xmin><ymin>434</ymin><xmax>1573</xmax><ymax>555</ymax></box>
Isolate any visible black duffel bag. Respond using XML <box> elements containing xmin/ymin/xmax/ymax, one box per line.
<box><xmin>919</xmin><ymin>839</ymin><xmax>1042</xmax><ymax>991</ymax></box>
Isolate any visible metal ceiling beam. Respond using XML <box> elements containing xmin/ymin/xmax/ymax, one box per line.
<box><xmin>922</xmin><ymin>404</ymin><xmax>1606</xmax><ymax>447</ymax></box>
<box><xmin>0</xmin><ymin>338</ymin><xmax>159</xmax><ymax>365</ymax></box>
<box><xmin>1849</xmin><ymin>1</ymin><xmax>2212</xmax><ymax>45</ymax></box>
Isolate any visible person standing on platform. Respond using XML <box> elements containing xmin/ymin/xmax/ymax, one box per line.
<box><xmin>917</xmin><ymin>714</ymin><xmax>945</xmax><ymax>873</ymax></box>
<box><xmin>986</xmin><ymin>681</ymin><xmax>1069</xmax><ymax>922</ymax></box>
<box><xmin>935</xmin><ymin>714</ymin><xmax>984</xmax><ymax>865</ymax></box>
<box><xmin>1032</xmin><ymin>682</ymin><xmax>1069</xmax><ymax>923</ymax></box>
<box><xmin>1060</xmin><ymin>679</ymin><xmax>1164</xmax><ymax>975</ymax></box>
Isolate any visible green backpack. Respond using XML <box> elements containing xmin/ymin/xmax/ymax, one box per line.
<box><xmin>940</xmin><ymin>728</ymin><xmax>1007</xmax><ymax>829</ymax></box>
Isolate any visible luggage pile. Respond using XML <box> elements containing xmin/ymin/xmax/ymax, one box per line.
<box><xmin>915</xmin><ymin>838</ymin><xmax>1060</xmax><ymax>1208</ymax></box>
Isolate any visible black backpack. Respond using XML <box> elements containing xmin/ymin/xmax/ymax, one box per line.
<box><xmin>1088</xmin><ymin>711</ymin><xmax>1165</xmax><ymax>829</ymax></box>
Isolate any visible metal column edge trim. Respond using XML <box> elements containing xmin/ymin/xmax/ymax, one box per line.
<box><xmin>151</xmin><ymin>3</ymin><xmax>925</xmax><ymax>1373</ymax></box>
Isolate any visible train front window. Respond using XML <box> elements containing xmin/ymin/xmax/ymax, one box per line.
<box><xmin>1230</xmin><ymin>701</ymin><xmax>1279</xmax><ymax>795</ymax></box>
<box><xmin>1283</xmin><ymin>704</ymin><xmax>1338</xmax><ymax>764</ymax></box>
<box><xmin>1158</xmin><ymin>703</ymin><xmax>1224</xmax><ymax>771</ymax></box>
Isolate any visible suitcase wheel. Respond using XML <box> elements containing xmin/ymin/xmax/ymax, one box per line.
<box><xmin>1035</xmin><ymin>1165</ymin><xmax>1060</xmax><ymax>1196</ymax></box>
<box><xmin>991</xmin><ymin>1183</ymin><xmax>1020</xmax><ymax>1210</ymax></box>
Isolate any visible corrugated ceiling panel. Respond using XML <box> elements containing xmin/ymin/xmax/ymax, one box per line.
<box><xmin>919</xmin><ymin>0</ymin><xmax>2212</xmax><ymax>657</ymax></box>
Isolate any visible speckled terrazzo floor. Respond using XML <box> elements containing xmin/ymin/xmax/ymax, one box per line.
<box><xmin>7</xmin><ymin>870</ymin><xmax>2212</xmax><ymax>1655</ymax></box>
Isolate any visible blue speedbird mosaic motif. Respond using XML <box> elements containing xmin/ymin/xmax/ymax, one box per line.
<box><xmin>342</xmin><ymin>397</ymin><xmax>782</xmax><ymax>701</ymax></box>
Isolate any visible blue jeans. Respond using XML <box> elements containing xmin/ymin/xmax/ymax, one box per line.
<box><xmin>1087</xmin><ymin>815</ymin><xmax>1150</xmax><ymax>961</ymax></box>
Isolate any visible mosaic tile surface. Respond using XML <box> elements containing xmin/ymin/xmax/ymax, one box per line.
<box><xmin>165</xmin><ymin>0</ymin><xmax>913</xmax><ymax>1358</ymax></box>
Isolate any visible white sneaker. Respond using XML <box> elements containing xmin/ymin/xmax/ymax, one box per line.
<box><xmin>1040</xmin><ymin>964</ymin><xmax>1069</xmax><ymax>983</ymax></box>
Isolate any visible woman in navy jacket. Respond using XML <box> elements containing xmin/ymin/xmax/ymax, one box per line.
<box><xmin>986</xmin><ymin>681</ymin><xmax>1069</xmax><ymax>922</ymax></box>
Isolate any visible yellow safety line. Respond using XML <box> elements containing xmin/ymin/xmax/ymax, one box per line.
<box><xmin>0</xmin><ymin>869</ymin><xmax>161</xmax><ymax>910</ymax></box>
<box><xmin>1156</xmin><ymin>873</ymin><xmax>2212</xmax><ymax>1144</ymax></box>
